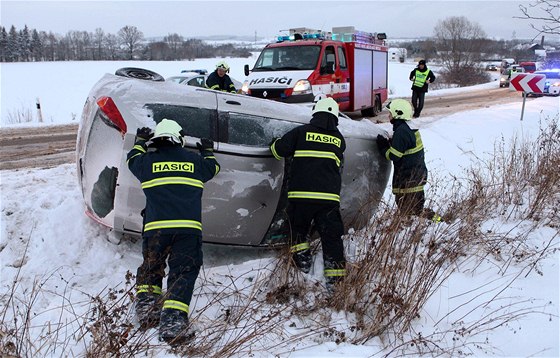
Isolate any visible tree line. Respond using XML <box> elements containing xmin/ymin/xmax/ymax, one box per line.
<box><xmin>0</xmin><ymin>24</ymin><xmax>252</xmax><ymax>62</ymax></box>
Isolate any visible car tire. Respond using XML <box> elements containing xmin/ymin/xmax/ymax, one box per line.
<box><xmin>115</xmin><ymin>67</ymin><xmax>165</xmax><ymax>82</ymax></box>
<box><xmin>361</xmin><ymin>96</ymin><xmax>380</xmax><ymax>117</ymax></box>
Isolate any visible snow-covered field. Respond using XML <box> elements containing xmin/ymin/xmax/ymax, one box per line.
<box><xmin>0</xmin><ymin>58</ymin><xmax>558</xmax><ymax>357</ymax></box>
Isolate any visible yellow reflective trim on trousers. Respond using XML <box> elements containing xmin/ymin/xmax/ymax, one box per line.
<box><xmin>291</xmin><ymin>242</ymin><xmax>310</xmax><ymax>253</ymax></box>
<box><xmin>324</xmin><ymin>269</ymin><xmax>346</xmax><ymax>277</ymax></box>
<box><xmin>270</xmin><ymin>140</ymin><xmax>282</xmax><ymax>160</ymax></box>
<box><xmin>163</xmin><ymin>299</ymin><xmax>189</xmax><ymax>314</ymax></box>
<box><xmin>133</xmin><ymin>144</ymin><xmax>146</xmax><ymax>153</ymax></box>
<box><xmin>288</xmin><ymin>191</ymin><xmax>340</xmax><ymax>202</ymax></box>
<box><xmin>294</xmin><ymin>150</ymin><xmax>341</xmax><ymax>167</ymax></box>
<box><xmin>136</xmin><ymin>284</ymin><xmax>162</xmax><ymax>295</ymax></box>
<box><xmin>144</xmin><ymin>219</ymin><xmax>202</xmax><ymax>232</ymax></box>
<box><xmin>141</xmin><ymin>177</ymin><xmax>204</xmax><ymax>189</ymax></box>
<box><xmin>392</xmin><ymin>185</ymin><xmax>425</xmax><ymax>194</ymax></box>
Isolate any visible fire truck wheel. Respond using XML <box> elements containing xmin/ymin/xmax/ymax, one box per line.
<box><xmin>115</xmin><ymin>67</ymin><xmax>165</xmax><ymax>82</ymax></box>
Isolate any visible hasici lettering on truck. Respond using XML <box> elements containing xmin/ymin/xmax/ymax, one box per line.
<box><xmin>242</xmin><ymin>26</ymin><xmax>389</xmax><ymax>117</ymax></box>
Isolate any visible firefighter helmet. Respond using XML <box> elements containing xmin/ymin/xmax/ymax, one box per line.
<box><xmin>152</xmin><ymin>119</ymin><xmax>185</xmax><ymax>146</ymax></box>
<box><xmin>216</xmin><ymin>60</ymin><xmax>230</xmax><ymax>73</ymax></box>
<box><xmin>312</xmin><ymin>97</ymin><xmax>339</xmax><ymax>118</ymax></box>
<box><xmin>385</xmin><ymin>99</ymin><xmax>413</xmax><ymax>120</ymax></box>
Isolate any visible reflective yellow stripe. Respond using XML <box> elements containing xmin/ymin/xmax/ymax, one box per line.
<box><xmin>270</xmin><ymin>140</ymin><xmax>282</xmax><ymax>160</ymax></box>
<box><xmin>431</xmin><ymin>213</ymin><xmax>442</xmax><ymax>223</ymax></box>
<box><xmin>288</xmin><ymin>191</ymin><xmax>340</xmax><ymax>202</ymax></box>
<box><xmin>392</xmin><ymin>185</ymin><xmax>424</xmax><ymax>194</ymax></box>
<box><xmin>294</xmin><ymin>150</ymin><xmax>341</xmax><ymax>167</ymax></box>
<box><xmin>136</xmin><ymin>284</ymin><xmax>162</xmax><ymax>295</ymax></box>
<box><xmin>133</xmin><ymin>145</ymin><xmax>146</xmax><ymax>153</ymax></box>
<box><xmin>163</xmin><ymin>300</ymin><xmax>189</xmax><ymax>314</ymax></box>
<box><xmin>144</xmin><ymin>220</ymin><xmax>202</xmax><ymax>232</ymax></box>
<box><xmin>291</xmin><ymin>242</ymin><xmax>310</xmax><ymax>253</ymax></box>
<box><xmin>403</xmin><ymin>132</ymin><xmax>424</xmax><ymax>155</ymax></box>
<box><xmin>127</xmin><ymin>152</ymin><xmax>143</xmax><ymax>164</ymax></box>
<box><xmin>324</xmin><ymin>269</ymin><xmax>346</xmax><ymax>277</ymax></box>
<box><xmin>387</xmin><ymin>147</ymin><xmax>404</xmax><ymax>159</ymax></box>
<box><xmin>141</xmin><ymin>176</ymin><xmax>203</xmax><ymax>189</ymax></box>
<box><xmin>209</xmin><ymin>84</ymin><xmax>221</xmax><ymax>90</ymax></box>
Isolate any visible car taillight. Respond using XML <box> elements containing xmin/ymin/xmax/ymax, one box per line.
<box><xmin>96</xmin><ymin>96</ymin><xmax>127</xmax><ymax>135</ymax></box>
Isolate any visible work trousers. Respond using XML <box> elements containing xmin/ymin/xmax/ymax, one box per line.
<box><xmin>136</xmin><ymin>232</ymin><xmax>202</xmax><ymax>307</ymax></box>
<box><xmin>288</xmin><ymin>201</ymin><xmax>346</xmax><ymax>269</ymax></box>
<box><xmin>395</xmin><ymin>190</ymin><xmax>425</xmax><ymax>216</ymax></box>
<box><xmin>411</xmin><ymin>89</ymin><xmax>426</xmax><ymax>115</ymax></box>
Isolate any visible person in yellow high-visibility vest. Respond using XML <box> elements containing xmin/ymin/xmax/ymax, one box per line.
<box><xmin>409</xmin><ymin>60</ymin><xmax>436</xmax><ymax>118</ymax></box>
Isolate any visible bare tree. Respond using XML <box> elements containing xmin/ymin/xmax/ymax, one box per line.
<box><xmin>117</xmin><ymin>25</ymin><xmax>144</xmax><ymax>60</ymax></box>
<box><xmin>94</xmin><ymin>28</ymin><xmax>105</xmax><ymax>60</ymax></box>
<box><xmin>165</xmin><ymin>33</ymin><xmax>183</xmax><ymax>60</ymax></box>
<box><xmin>516</xmin><ymin>0</ymin><xmax>560</xmax><ymax>36</ymax></box>
<box><xmin>434</xmin><ymin>16</ymin><xmax>489</xmax><ymax>86</ymax></box>
<box><xmin>104</xmin><ymin>33</ymin><xmax>119</xmax><ymax>60</ymax></box>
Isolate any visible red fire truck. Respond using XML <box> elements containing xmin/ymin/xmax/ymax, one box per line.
<box><xmin>241</xmin><ymin>26</ymin><xmax>389</xmax><ymax>116</ymax></box>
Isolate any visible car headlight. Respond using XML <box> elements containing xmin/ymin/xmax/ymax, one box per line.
<box><xmin>241</xmin><ymin>81</ymin><xmax>249</xmax><ymax>95</ymax></box>
<box><xmin>500</xmin><ymin>78</ymin><xmax>506</xmax><ymax>82</ymax></box>
<box><xmin>292</xmin><ymin>80</ymin><xmax>312</xmax><ymax>95</ymax></box>
<box><xmin>550</xmin><ymin>81</ymin><xmax>560</xmax><ymax>87</ymax></box>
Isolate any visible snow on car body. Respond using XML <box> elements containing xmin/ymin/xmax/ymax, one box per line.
<box><xmin>76</xmin><ymin>70</ymin><xmax>390</xmax><ymax>246</ymax></box>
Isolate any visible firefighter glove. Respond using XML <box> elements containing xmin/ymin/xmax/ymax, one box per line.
<box><xmin>136</xmin><ymin>127</ymin><xmax>153</xmax><ymax>141</ymax></box>
<box><xmin>376</xmin><ymin>134</ymin><xmax>390</xmax><ymax>153</ymax></box>
<box><xmin>196</xmin><ymin>138</ymin><xmax>214</xmax><ymax>152</ymax></box>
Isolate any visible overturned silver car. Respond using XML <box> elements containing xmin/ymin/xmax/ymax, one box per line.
<box><xmin>76</xmin><ymin>67</ymin><xmax>390</xmax><ymax>246</ymax></box>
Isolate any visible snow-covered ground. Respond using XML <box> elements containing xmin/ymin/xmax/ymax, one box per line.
<box><xmin>0</xmin><ymin>58</ymin><xmax>558</xmax><ymax>357</ymax></box>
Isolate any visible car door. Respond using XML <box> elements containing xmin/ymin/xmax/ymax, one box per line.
<box><xmin>210</xmin><ymin>93</ymin><xmax>305</xmax><ymax>245</ymax></box>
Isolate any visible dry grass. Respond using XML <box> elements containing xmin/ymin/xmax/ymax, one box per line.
<box><xmin>1</xmin><ymin>115</ymin><xmax>558</xmax><ymax>357</ymax></box>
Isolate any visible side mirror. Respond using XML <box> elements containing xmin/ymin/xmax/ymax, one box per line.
<box><xmin>244</xmin><ymin>64</ymin><xmax>250</xmax><ymax>76</ymax></box>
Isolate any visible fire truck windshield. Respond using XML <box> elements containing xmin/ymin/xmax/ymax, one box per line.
<box><xmin>253</xmin><ymin>45</ymin><xmax>321</xmax><ymax>71</ymax></box>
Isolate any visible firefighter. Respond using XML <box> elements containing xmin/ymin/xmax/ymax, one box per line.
<box><xmin>205</xmin><ymin>60</ymin><xmax>237</xmax><ymax>93</ymax></box>
<box><xmin>409</xmin><ymin>59</ymin><xmax>436</xmax><ymax>118</ymax></box>
<box><xmin>127</xmin><ymin>119</ymin><xmax>220</xmax><ymax>344</ymax></box>
<box><xmin>376</xmin><ymin>99</ymin><xmax>440</xmax><ymax>222</ymax></box>
<box><xmin>270</xmin><ymin>97</ymin><xmax>346</xmax><ymax>292</ymax></box>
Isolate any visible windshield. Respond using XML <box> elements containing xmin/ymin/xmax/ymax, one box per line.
<box><xmin>253</xmin><ymin>45</ymin><xmax>321</xmax><ymax>71</ymax></box>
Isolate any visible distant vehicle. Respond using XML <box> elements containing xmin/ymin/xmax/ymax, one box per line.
<box><xmin>499</xmin><ymin>65</ymin><xmax>524</xmax><ymax>88</ymax></box>
<box><xmin>519</xmin><ymin>61</ymin><xmax>537</xmax><ymax>73</ymax></box>
<box><xmin>485</xmin><ymin>64</ymin><xmax>498</xmax><ymax>71</ymax></box>
<box><xmin>528</xmin><ymin>69</ymin><xmax>560</xmax><ymax>96</ymax></box>
<box><xmin>166</xmin><ymin>70</ymin><xmax>243</xmax><ymax>92</ymax></box>
<box><xmin>76</xmin><ymin>67</ymin><xmax>391</xmax><ymax>246</ymax></box>
<box><xmin>500</xmin><ymin>58</ymin><xmax>516</xmax><ymax>71</ymax></box>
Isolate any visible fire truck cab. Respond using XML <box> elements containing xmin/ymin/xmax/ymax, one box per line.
<box><xmin>242</xmin><ymin>26</ymin><xmax>389</xmax><ymax>116</ymax></box>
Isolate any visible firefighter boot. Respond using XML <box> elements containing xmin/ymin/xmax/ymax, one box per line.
<box><xmin>135</xmin><ymin>292</ymin><xmax>160</xmax><ymax>330</ymax></box>
<box><xmin>324</xmin><ymin>260</ymin><xmax>345</xmax><ymax>294</ymax></box>
<box><xmin>158</xmin><ymin>308</ymin><xmax>190</xmax><ymax>345</ymax></box>
<box><xmin>293</xmin><ymin>249</ymin><xmax>312</xmax><ymax>274</ymax></box>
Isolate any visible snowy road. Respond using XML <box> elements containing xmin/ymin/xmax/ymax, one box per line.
<box><xmin>0</xmin><ymin>87</ymin><xmax>530</xmax><ymax>170</ymax></box>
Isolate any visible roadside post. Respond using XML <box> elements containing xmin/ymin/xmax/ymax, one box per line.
<box><xmin>509</xmin><ymin>73</ymin><xmax>546</xmax><ymax>121</ymax></box>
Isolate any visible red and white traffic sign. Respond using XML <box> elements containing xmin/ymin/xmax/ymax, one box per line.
<box><xmin>509</xmin><ymin>73</ymin><xmax>546</xmax><ymax>93</ymax></box>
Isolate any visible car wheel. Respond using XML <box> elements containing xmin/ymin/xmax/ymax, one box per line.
<box><xmin>115</xmin><ymin>67</ymin><xmax>165</xmax><ymax>82</ymax></box>
<box><xmin>361</xmin><ymin>96</ymin><xmax>380</xmax><ymax>117</ymax></box>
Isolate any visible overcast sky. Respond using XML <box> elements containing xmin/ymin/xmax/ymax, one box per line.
<box><xmin>1</xmin><ymin>0</ymin><xmax>548</xmax><ymax>41</ymax></box>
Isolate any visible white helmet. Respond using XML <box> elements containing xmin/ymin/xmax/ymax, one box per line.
<box><xmin>152</xmin><ymin>119</ymin><xmax>185</xmax><ymax>146</ymax></box>
<box><xmin>385</xmin><ymin>99</ymin><xmax>413</xmax><ymax>120</ymax></box>
<box><xmin>216</xmin><ymin>60</ymin><xmax>230</xmax><ymax>73</ymax></box>
<box><xmin>312</xmin><ymin>97</ymin><xmax>339</xmax><ymax>118</ymax></box>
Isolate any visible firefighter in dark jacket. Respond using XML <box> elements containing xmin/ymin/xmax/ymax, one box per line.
<box><xmin>270</xmin><ymin>97</ymin><xmax>346</xmax><ymax>291</ymax></box>
<box><xmin>205</xmin><ymin>60</ymin><xmax>237</xmax><ymax>93</ymax></box>
<box><xmin>376</xmin><ymin>99</ymin><xmax>440</xmax><ymax>221</ymax></box>
<box><xmin>409</xmin><ymin>59</ymin><xmax>436</xmax><ymax>118</ymax></box>
<box><xmin>127</xmin><ymin>119</ymin><xmax>220</xmax><ymax>344</ymax></box>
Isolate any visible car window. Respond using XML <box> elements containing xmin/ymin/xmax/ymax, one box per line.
<box><xmin>143</xmin><ymin>104</ymin><xmax>215</xmax><ymax>139</ymax></box>
<box><xmin>166</xmin><ymin>76</ymin><xmax>185</xmax><ymax>84</ymax></box>
<box><xmin>223</xmin><ymin>112</ymin><xmax>299</xmax><ymax>147</ymax></box>
<box><xmin>186</xmin><ymin>76</ymin><xmax>206</xmax><ymax>87</ymax></box>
